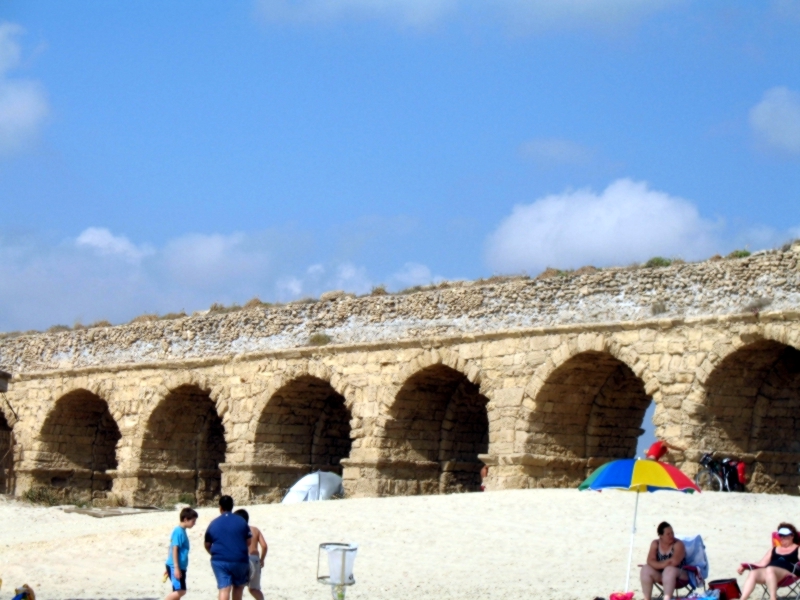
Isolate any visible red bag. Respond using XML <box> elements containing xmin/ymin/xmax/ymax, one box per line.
<box><xmin>609</xmin><ymin>593</ymin><xmax>634</xmax><ymax>600</ymax></box>
<box><xmin>737</xmin><ymin>461</ymin><xmax>747</xmax><ymax>485</ymax></box>
<box><xmin>709</xmin><ymin>578</ymin><xmax>741</xmax><ymax>600</ymax></box>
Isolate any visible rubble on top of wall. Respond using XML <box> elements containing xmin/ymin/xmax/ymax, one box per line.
<box><xmin>1</xmin><ymin>244</ymin><xmax>799</xmax><ymax>374</ymax></box>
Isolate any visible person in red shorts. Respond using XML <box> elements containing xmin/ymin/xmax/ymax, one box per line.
<box><xmin>645</xmin><ymin>439</ymin><xmax>685</xmax><ymax>462</ymax></box>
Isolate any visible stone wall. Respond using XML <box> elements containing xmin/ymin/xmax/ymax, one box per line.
<box><xmin>0</xmin><ymin>244</ymin><xmax>798</xmax><ymax>504</ymax></box>
<box><xmin>2</xmin><ymin>246</ymin><xmax>798</xmax><ymax>374</ymax></box>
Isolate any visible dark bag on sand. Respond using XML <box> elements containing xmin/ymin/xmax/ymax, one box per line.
<box><xmin>709</xmin><ymin>579</ymin><xmax>741</xmax><ymax>600</ymax></box>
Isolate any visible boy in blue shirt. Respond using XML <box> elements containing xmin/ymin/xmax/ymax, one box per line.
<box><xmin>165</xmin><ymin>507</ymin><xmax>199</xmax><ymax>600</ymax></box>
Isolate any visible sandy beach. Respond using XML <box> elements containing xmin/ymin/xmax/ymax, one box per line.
<box><xmin>0</xmin><ymin>489</ymin><xmax>797</xmax><ymax>600</ymax></box>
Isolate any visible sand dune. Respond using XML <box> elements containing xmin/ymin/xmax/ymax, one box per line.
<box><xmin>0</xmin><ymin>490</ymin><xmax>798</xmax><ymax>600</ymax></box>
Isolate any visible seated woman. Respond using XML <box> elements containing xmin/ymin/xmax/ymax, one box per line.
<box><xmin>640</xmin><ymin>522</ymin><xmax>688</xmax><ymax>600</ymax></box>
<box><xmin>737</xmin><ymin>523</ymin><xmax>800</xmax><ymax>600</ymax></box>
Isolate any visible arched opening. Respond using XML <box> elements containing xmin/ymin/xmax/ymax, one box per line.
<box><xmin>251</xmin><ymin>376</ymin><xmax>351</xmax><ymax>501</ymax></box>
<box><xmin>0</xmin><ymin>413</ymin><xmax>13</xmax><ymax>494</ymax></box>
<box><xmin>526</xmin><ymin>351</ymin><xmax>650</xmax><ymax>484</ymax></box>
<box><xmin>702</xmin><ymin>340</ymin><xmax>800</xmax><ymax>492</ymax></box>
<box><xmin>141</xmin><ymin>385</ymin><xmax>226</xmax><ymax>505</ymax></box>
<box><xmin>38</xmin><ymin>390</ymin><xmax>121</xmax><ymax>499</ymax></box>
<box><xmin>384</xmin><ymin>364</ymin><xmax>489</xmax><ymax>495</ymax></box>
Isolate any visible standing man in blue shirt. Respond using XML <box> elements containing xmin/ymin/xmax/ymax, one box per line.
<box><xmin>204</xmin><ymin>495</ymin><xmax>252</xmax><ymax>600</ymax></box>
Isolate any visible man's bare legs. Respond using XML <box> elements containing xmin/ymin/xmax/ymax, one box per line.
<box><xmin>218</xmin><ymin>585</ymin><xmax>245</xmax><ymax>600</ymax></box>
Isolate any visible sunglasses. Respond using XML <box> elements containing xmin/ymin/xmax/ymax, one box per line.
<box><xmin>779</xmin><ymin>533</ymin><xmax>794</xmax><ymax>538</ymax></box>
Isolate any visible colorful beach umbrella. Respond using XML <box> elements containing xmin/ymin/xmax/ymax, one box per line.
<box><xmin>579</xmin><ymin>458</ymin><xmax>700</xmax><ymax>592</ymax></box>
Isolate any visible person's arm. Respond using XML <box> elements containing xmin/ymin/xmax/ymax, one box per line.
<box><xmin>737</xmin><ymin>549</ymin><xmax>772</xmax><ymax>574</ymax></box>
<box><xmin>664</xmin><ymin>441</ymin><xmax>686</xmax><ymax>452</ymax></box>
<box><xmin>646</xmin><ymin>540</ymin><xmax>662</xmax><ymax>569</ymax></box>
<box><xmin>172</xmin><ymin>544</ymin><xmax>182</xmax><ymax>578</ymax></box>
<box><xmin>204</xmin><ymin>529</ymin><xmax>213</xmax><ymax>555</ymax></box>
<box><xmin>665</xmin><ymin>540</ymin><xmax>686</xmax><ymax>568</ymax></box>
<box><xmin>258</xmin><ymin>530</ymin><xmax>268</xmax><ymax>566</ymax></box>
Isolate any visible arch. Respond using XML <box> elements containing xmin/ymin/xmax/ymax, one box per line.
<box><xmin>695</xmin><ymin>326</ymin><xmax>800</xmax><ymax>389</ymax></box>
<box><xmin>251</xmin><ymin>361</ymin><xmax>355</xmax><ymax>421</ymax></box>
<box><xmin>140</xmin><ymin>384</ymin><xmax>226</xmax><ymax>505</ymax></box>
<box><xmin>382</xmin><ymin>364</ymin><xmax>489</xmax><ymax>494</ymax></box>
<box><xmin>525</xmin><ymin>334</ymin><xmax>657</xmax><ymax>406</ymax></box>
<box><xmin>248</xmin><ymin>375</ymin><xmax>352</xmax><ymax>501</ymax></box>
<box><xmin>699</xmin><ymin>340</ymin><xmax>800</xmax><ymax>457</ymax></box>
<box><xmin>384</xmin><ymin>348</ymin><xmax>488</xmax><ymax>410</ymax></box>
<box><xmin>524</xmin><ymin>350</ymin><xmax>651</xmax><ymax>462</ymax></box>
<box><xmin>157</xmin><ymin>372</ymin><xmax>229</xmax><ymax>417</ymax></box>
<box><xmin>0</xmin><ymin>411</ymin><xmax>13</xmax><ymax>494</ymax></box>
<box><xmin>37</xmin><ymin>389</ymin><xmax>121</xmax><ymax>498</ymax></box>
<box><xmin>0</xmin><ymin>398</ymin><xmax>18</xmax><ymax>430</ymax></box>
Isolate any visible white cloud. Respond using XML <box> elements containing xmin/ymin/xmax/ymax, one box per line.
<box><xmin>0</xmin><ymin>22</ymin><xmax>49</xmax><ymax>156</ymax></box>
<box><xmin>0</xmin><ymin>228</ymin><xmax>291</xmax><ymax>330</ymax></box>
<box><xmin>161</xmin><ymin>232</ymin><xmax>276</xmax><ymax>289</ymax></box>
<box><xmin>270</xmin><ymin>260</ymin><xmax>443</xmax><ymax>300</ymax></box>
<box><xmin>485</xmin><ymin>178</ymin><xmax>721</xmax><ymax>273</ymax></box>
<box><xmin>275</xmin><ymin>261</ymin><xmax>373</xmax><ymax>301</ymax></box>
<box><xmin>307</xmin><ymin>264</ymin><xmax>325</xmax><ymax>277</ymax></box>
<box><xmin>389</xmin><ymin>262</ymin><xmax>439</xmax><ymax>288</ymax></box>
<box><xmin>2</xmin><ymin>212</ymin><xmax>797</xmax><ymax>332</ymax></box>
<box><xmin>76</xmin><ymin>227</ymin><xmax>152</xmax><ymax>263</ymax></box>
<box><xmin>332</xmin><ymin>263</ymin><xmax>372</xmax><ymax>294</ymax></box>
<box><xmin>0</xmin><ymin>23</ymin><xmax>23</xmax><ymax>75</ymax></box>
<box><xmin>749</xmin><ymin>87</ymin><xmax>800</xmax><ymax>155</ymax></box>
<box><xmin>519</xmin><ymin>138</ymin><xmax>594</xmax><ymax>166</ymax></box>
<box><xmin>277</xmin><ymin>276</ymin><xmax>303</xmax><ymax>297</ymax></box>
<box><xmin>255</xmin><ymin>0</ymin><xmax>679</xmax><ymax>32</ymax></box>
<box><xmin>731</xmin><ymin>223</ymin><xmax>800</xmax><ymax>252</ymax></box>
<box><xmin>490</xmin><ymin>0</ymin><xmax>680</xmax><ymax>33</ymax></box>
<box><xmin>256</xmin><ymin>0</ymin><xmax>457</xmax><ymax>29</ymax></box>
<box><xmin>0</xmin><ymin>225</ymin><xmax>396</xmax><ymax>330</ymax></box>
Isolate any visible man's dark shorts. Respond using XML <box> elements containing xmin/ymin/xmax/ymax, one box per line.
<box><xmin>166</xmin><ymin>564</ymin><xmax>187</xmax><ymax>592</ymax></box>
<box><xmin>211</xmin><ymin>560</ymin><xmax>250</xmax><ymax>589</ymax></box>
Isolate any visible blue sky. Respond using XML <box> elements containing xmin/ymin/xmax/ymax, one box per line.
<box><xmin>1</xmin><ymin>1</ymin><xmax>800</xmax><ymax>332</ymax></box>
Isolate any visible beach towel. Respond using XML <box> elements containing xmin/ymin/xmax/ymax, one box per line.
<box><xmin>678</xmin><ymin>534</ymin><xmax>709</xmax><ymax>589</ymax></box>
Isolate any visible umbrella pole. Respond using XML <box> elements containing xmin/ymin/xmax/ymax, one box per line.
<box><xmin>624</xmin><ymin>489</ymin><xmax>640</xmax><ymax>592</ymax></box>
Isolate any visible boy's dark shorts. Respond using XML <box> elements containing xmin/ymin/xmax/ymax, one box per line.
<box><xmin>166</xmin><ymin>564</ymin><xmax>187</xmax><ymax>592</ymax></box>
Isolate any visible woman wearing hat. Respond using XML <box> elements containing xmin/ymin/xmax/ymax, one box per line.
<box><xmin>737</xmin><ymin>523</ymin><xmax>800</xmax><ymax>600</ymax></box>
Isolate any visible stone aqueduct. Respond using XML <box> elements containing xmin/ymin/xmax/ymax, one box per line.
<box><xmin>1</xmin><ymin>244</ymin><xmax>800</xmax><ymax>504</ymax></box>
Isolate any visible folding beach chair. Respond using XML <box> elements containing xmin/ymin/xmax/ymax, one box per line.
<box><xmin>651</xmin><ymin>534</ymin><xmax>708</xmax><ymax>600</ymax></box>
<box><xmin>740</xmin><ymin>533</ymin><xmax>800</xmax><ymax>600</ymax></box>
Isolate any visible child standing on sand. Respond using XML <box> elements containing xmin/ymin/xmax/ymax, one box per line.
<box><xmin>234</xmin><ymin>509</ymin><xmax>268</xmax><ymax>600</ymax></box>
<box><xmin>165</xmin><ymin>507</ymin><xmax>199</xmax><ymax>600</ymax></box>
